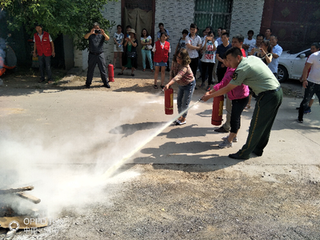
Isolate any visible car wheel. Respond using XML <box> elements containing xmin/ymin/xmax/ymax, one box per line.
<box><xmin>277</xmin><ymin>65</ymin><xmax>288</xmax><ymax>83</ymax></box>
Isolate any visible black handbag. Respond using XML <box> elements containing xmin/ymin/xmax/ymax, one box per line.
<box><xmin>127</xmin><ymin>52</ymin><xmax>137</xmax><ymax>58</ymax></box>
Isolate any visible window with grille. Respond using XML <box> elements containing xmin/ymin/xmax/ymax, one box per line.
<box><xmin>194</xmin><ymin>0</ymin><xmax>233</xmax><ymax>36</ymax></box>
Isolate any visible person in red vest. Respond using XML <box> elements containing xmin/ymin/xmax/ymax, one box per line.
<box><xmin>33</xmin><ymin>23</ymin><xmax>55</xmax><ymax>83</ymax></box>
<box><xmin>152</xmin><ymin>32</ymin><xmax>170</xmax><ymax>89</ymax></box>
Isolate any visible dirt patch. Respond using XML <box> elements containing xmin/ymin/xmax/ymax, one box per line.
<box><xmin>5</xmin><ymin>164</ymin><xmax>319</xmax><ymax>239</ymax></box>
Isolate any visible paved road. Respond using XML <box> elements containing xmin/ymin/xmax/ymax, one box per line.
<box><xmin>1</xmin><ymin>86</ymin><xmax>320</xmax><ymax>239</ymax></box>
<box><xmin>1</xmin><ymin>87</ymin><xmax>319</xmax><ymax>170</ymax></box>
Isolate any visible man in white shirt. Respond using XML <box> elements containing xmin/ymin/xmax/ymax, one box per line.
<box><xmin>243</xmin><ymin>30</ymin><xmax>256</xmax><ymax>56</ymax></box>
<box><xmin>186</xmin><ymin>23</ymin><xmax>202</xmax><ymax>79</ymax></box>
<box><xmin>268</xmin><ymin>35</ymin><xmax>283</xmax><ymax>76</ymax></box>
<box><xmin>298</xmin><ymin>49</ymin><xmax>320</xmax><ymax>123</ymax></box>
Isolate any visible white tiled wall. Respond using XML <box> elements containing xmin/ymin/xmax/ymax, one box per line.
<box><xmin>229</xmin><ymin>0</ymin><xmax>265</xmax><ymax>38</ymax></box>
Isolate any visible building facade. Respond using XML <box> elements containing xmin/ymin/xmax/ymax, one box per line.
<box><xmin>74</xmin><ymin>0</ymin><xmax>319</xmax><ymax>70</ymax></box>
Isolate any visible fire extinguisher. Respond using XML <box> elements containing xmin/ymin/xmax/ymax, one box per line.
<box><xmin>108</xmin><ymin>64</ymin><xmax>114</xmax><ymax>82</ymax></box>
<box><xmin>211</xmin><ymin>95</ymin><xmax>224</xmax><ymax>126</ymax></box>
<box><xmin>164</xmin><ymin>88</ymin><xmax>173</xmax><ymax>115</ymax></box>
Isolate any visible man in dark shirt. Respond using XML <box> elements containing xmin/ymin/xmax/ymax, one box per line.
<box><xmin>84</xmin><ymin>22</ymin><xmax>110</xmax><ymax>88</ymax></box>
<box><xmin>216</xmin><ymin>32</ymin><xmax>232</xmax><ymax>83</ymax></box>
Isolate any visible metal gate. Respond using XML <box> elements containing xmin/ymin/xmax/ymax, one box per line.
<box><xmin>194</xmin><ymin>0</ymin><xmax>233</xmax><ymax>36</ymax></box>
<box><xmin>261</xmin><ymin>0</ymin><xmax>320</xmax><ymax>52</ymax></box>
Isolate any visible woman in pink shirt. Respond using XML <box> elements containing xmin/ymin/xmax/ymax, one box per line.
<box><xmin>204</xmin><ymin>61</ymin><xmax>249</xmax><ymax>148</ymax></box>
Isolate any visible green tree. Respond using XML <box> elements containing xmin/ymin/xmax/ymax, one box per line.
<box><xmin>0</xmin><ymin>0</ymin><xmax>115</xmax><ymax>50</ymax></box>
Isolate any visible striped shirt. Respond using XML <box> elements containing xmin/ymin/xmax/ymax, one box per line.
<box><xmin>170</xmin><ymin>61</ymin><xmax>194</xmax><ymax>86</ymax></box>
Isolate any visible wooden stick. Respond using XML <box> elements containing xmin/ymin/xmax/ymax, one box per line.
<box><xmin>16</xmin><ymin>192</ymin><xmax>41</xmax><ymax>204</ymax></box>
<box><xmin>0</xmin><ymin>186</ymin><xmax>34</xmax><ymax>194</ymax></box>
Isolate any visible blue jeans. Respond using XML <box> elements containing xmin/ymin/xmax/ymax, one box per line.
<box><xmin>38</xmin><ymin>55</ymin><xmax>52</xmax><ymax>81</ymax></box>
<box><xmin>141</xmin><ymin>49</ymin><xmax>153</xmax><ymax>70</ymax></box>
<box><xmin>177</xmin><ymin>80</ymin><xmax>196</xmax><ymax>118</ymax></box>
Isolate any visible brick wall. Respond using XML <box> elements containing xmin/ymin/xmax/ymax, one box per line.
<box><xmin>74</xmin><ymin>0</ymin><xmax>121</xmax><ymax>70</ymax></box>
<box><xmin>155</xmin><ymin>0</ymin><xmax>196</xmax><ymax>63</ymax></box>
<box><xmin>229</xmin><ymin>0</ymin><xmax>265</xmax><ymax>38</ymax></box>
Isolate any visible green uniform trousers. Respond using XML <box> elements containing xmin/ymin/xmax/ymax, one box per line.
<box><xmin>237</xmin><ymin>87</ymin><xmax>283</xmax><ymax>158</ymax></box>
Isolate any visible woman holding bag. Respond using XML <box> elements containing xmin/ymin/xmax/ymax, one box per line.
<box><xmin>140</xmin><ymin>28</ymin><xmax>154</xmax><ymax>72</ymax></box>
<box><xmin>118</xmin><ymin>29</ymin><xmax>138</xmax><ymax>76</ymax></box>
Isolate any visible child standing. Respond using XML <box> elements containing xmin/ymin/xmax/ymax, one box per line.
<box><xmin>163</xmin><ymin>49</ymin><xmax>195</xmax><ymax>125</ymax></box>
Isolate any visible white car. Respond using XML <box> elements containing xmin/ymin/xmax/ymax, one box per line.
<box><xmin>277</xmin><ymin>48</ymin><xmax>312</xmax><ymax>82</ymax></box>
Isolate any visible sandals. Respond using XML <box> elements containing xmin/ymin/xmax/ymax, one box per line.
<box><xmin>153</xmin><ymin>84</ymin><xmax>163</xmax><ymax>89</ymax></box>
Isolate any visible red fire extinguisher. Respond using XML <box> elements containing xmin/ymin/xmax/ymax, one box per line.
<box><xmin>108</xmin><ymin>64</ymin><xmax>114</xmax><ymax>82</ymax></box>
<box><xmin>164</xmin><ymin>88</ymin><xmax>174</xmax><ymax>115</ymax></box>
<box><xmin>211</xmin><ymin>95</ymin><xmax>224</xmax><ymax>126</ymax></box>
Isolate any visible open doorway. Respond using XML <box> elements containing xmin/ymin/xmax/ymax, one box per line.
<box><xmin>121</xmin><ymin>0</ymin><xmax>155</xmax><ymax>68</ymax></box>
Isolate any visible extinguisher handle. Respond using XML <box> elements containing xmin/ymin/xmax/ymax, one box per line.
<box><xmin>162</xmin><ymin>86</ymin><xmax>171</xmax><ymax>92</ymax></box>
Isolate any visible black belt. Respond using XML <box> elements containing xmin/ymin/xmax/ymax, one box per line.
<box><xmin>258</xmin><ymin>86</ymin><xmax>281</xmax><ymax>97</ymax></box>
<box><xmin>90</xmin><ymin>52</ymin><xmax>103</xmax><ymax>55</ymax></box>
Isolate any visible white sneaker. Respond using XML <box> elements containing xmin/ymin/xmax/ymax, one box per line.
<box><xmin>218</xmin><ymin>139</ymin><xmax>232</xmax><ymax>148</ymax></box>
<box><xmin>176</xmin><ymin>119</ymin><xmax>186</xmax><ymax>125</ymax></box>
<box><xmin>222</xmin><ymin>136</ymin><xmax>238</xmax><ymax>142</ymax></box>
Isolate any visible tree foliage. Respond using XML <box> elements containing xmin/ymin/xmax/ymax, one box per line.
<box><xmin>0</xmin><ymin>0</ymin><xmax>115</xmax><ymax>50</ymax></box>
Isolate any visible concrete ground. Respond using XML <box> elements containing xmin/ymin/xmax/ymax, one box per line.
<box><xmin>0</xmin><ymin>69</ymin><xmax>320</xmax><ymax>239</ymax></box>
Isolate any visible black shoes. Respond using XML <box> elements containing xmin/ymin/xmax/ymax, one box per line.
<box><xmin>252</xmin><ymin>150</ymin><xmax>263</xmax><ymax>157</ymax></box>
<box><xmin>214</xmin><ymin>126</ymin><xmax>229</xmax><ymax>133</ymax></box>
<box><xmin>85</xmin><ymin>82</ymin><xmax>110</xmax><ymax>88</ymax></box>
<box><xmin>228</xmin><ymin>152</ymin><xmax>249</xmax><ymax>160</ymax></box>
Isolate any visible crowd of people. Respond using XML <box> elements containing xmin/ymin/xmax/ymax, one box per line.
<box><xmin>74</xmin><ymin>23</ymin><xmax>286</xmax><ymax>94</ymax></box>
<box><xmin>32</xmin><ymin>22</ymin><xmax>319</xmax><ymax>159</ymax></box>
